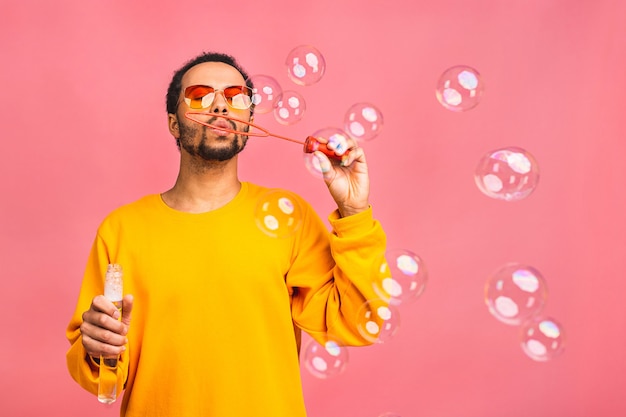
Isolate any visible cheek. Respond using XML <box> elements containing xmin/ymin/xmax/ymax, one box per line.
<box><xmin>179</xmin><ymin>120</ymin><xmax>200</xmax><ymax>136</ymax></box>
<box><xmin>235</xmin><ymin>112</ymin><xmax>253</xmax><ymax>130</ymax></box>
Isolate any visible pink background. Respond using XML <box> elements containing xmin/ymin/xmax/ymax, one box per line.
<box><xmin>1</xmin><ymin>0</ymin><xmax>625</xmax><ymax>416</ymax></box>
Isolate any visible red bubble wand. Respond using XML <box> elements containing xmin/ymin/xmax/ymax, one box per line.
<box><xmin>185</xmin><ymin>111</ymin><xmax>349</xmax><ymax>160</ymax></box>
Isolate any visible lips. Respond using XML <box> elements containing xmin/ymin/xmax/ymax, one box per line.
<box><xmin>207</xmin><ymin>119</ymin><xmax>235</xmax><ymax>136</ymax></box>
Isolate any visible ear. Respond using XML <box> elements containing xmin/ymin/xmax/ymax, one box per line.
<box><xmin>167</xmin><ymin>113</ymin><xmax>180</xmax><ymax>138</ymax></box>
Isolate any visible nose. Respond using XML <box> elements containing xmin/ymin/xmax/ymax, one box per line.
<box><xmin>210</xmin><ymin>90</ymin><xmax>229</xmax><ymax>113</ymax></box>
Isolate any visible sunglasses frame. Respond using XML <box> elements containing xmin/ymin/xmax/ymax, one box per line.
<box><xmin>183</xmin><ymin>84</ymin><xmax>254</xmax><ymax>110</ymax></box>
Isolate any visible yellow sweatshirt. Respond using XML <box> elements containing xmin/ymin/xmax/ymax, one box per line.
<box><xmin>66</xmin><ymin>182</ymin><xmax>387</xmax><ymax>416</ymax></box>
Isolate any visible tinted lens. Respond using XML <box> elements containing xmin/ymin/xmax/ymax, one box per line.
<box><xmin>223</xmin><ymin>86</ymin><xmax>253</xmax><ymax>109</ymax></box>
<box><xmin>184</xmin><ymin>85</ymin><xmax>215</xmax><ymax>109</ymax></box>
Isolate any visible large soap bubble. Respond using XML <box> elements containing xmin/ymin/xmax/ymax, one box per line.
<box><xmin>248</xmin><ymin>74</ymin><xmax>282</xmax><ymax>114</ymax></box>
<box><xmin>285</xmin><ymin>45</ymin><xmax>326</xmax><ymax>86</ymax></box>
<box><xmin>485</xmin><ymin>263</ymin><xmax>548</xmax><ymax>325</ymax></box>
<box><xmin>475</xmin><ymin>147</ymin><xmax>540</xmax><ymax>201</ymax></box>
<box><xmin>436</xmin><ymin>65</ymin><xmax>484</xmax><ymax>111</ymax></box>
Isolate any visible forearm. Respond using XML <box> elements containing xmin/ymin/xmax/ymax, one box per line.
<box><xmin>326</xmin><ymin>207</ymin><xmax>387</xmax><ymax>343</ymax></box>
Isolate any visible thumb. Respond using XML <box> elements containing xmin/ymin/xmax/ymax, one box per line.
<box><xmin>121</xmin><ymin>294</ymin><xmax>134</xmax><ymax>325</ymax></box>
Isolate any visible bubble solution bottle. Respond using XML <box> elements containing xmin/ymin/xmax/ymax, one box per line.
<box><xmin>98</xmin><ymin>263</ymin><xmax>123</xmax><ymax>404</ymax></box>
<box><xmin>303</xmin><ymin>136</ymin><xmax>351</xmax><ymax>161</ymax></box>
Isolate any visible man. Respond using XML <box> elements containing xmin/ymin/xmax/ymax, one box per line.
<box><xmin>66</xmin><ymin>51</ymin><xmax>387</xmax><ymax>416</ymax></box>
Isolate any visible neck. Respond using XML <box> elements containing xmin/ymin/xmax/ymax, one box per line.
<box><xmin>161</xmin><ymin>155</ymin><xmax>242</xmax><ymax>213</ymax></box>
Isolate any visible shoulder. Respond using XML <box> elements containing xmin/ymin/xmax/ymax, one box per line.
<box><xmin>98</xmin><ymin>194</ymin><xmax>160</xmax><ymax>229</ymax></box>
<box><xmin>109</xmin><ymin>194</ymin><xmax>159</xmax><ymax>216</ymax></box>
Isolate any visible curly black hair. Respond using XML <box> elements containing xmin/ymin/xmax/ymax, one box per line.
<box><xmin>165</xmin><ymin>51</ymin><xmax>254</xmax><ymax>115</ymax></box>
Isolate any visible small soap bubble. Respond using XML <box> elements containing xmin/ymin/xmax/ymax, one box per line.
<box><xmin>302</xmin><ymin>338</ymin><xmax>349</xmax><ymax>379</ymax></box>
<box><xmin>248</xmin><ymin>74</ymin><xmax>283</xmax><ymax>114</ymax></box>
<box><xmin>286</xmin><ymin>45</ymin><xmax>326</xmax><ymax>86</ymax></box>
<box><xmin>273</xmin><ymin>90</ymin><xmax>306</xmax><ymax>125</ymax></box>
<box><xmin>372</xmin><ymin>249</ymin><xmax>427</xmax><ymax>306</ymax></box>
<box><xmin>475</xmin><ymin>147</ymin><xmax>540</xmax><ymax>201</ymax></box>
<box><xmin>356</xmin><ymin>299</ymin><xmax>400</xmax><ymax>344</ymax></box>
<box><xmin>378</xmin><ymin>413</ymin><xmax>402</xmax><ymax>417</ymax></box>
<box><xmin>520</xmin><ymin>316</ymin><xmax>566</xmax><ymax>361</ymax></box>
<box><xmin>436</xmin><ymin>65</ymin><xmax>484</xmax><ymax>111</ymax></box>
<box><xmin>485</xmin><ymin>263</ymin><xmax>548</xmax><ymax>326</ymax></box>
<box><xmin>344</xmin><ymin>102</ymin><xmax>384</xmax><ymax>142</ymax></box>
<box><xmin>254</xmin><ymin>190</ymin><xmax>303</xmax><ymax>238</ymax></box>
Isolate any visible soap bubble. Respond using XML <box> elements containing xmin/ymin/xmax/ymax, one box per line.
<box><xmin>378</xmin><ymin>413</ymin><xmax>402</xmax><ymax>417</ymax></box>
<box><xmin>356</xmin><ymin>299</ymin><xmax>400</xmax><ymax>344</ymax></box>
<box><xmin>436</xmin><ymin>65</ymin><xmax>484</xmax><ymax>111</ymax></box>
<box><xmin>344</xmin><ymin>102</ymin><xmax>384</xmax><ymax>142</ymax></box>
<box><xmin>302</xmin><ymin>127</ymin><xmax>350</xmax><ymax>178</ymax></box>
<box><xmin>520</xmin><ymin>316</ymin><xmax>566</xmax><ymax>361</ymax></box>
<box><xmin>372</xmin><ymin>249</ymin><xmax>427</xmax><ymax>306</ymax></box>
<box><xmin>273</xmin><ymin>90</ymin><xmax>306</xmax><ymax>125</ymax></box>
<box><xmin>475</xmin><ymin>146</ymin><xmax>540</xmax><ymax>201</ymax></box>
<box><xmin>254</xmin><ymin>190</ymin><xmax>303</xmax><ymax>238</ymax></box>
<box><xmin>248</xmin><ymin>74</ymin><xmax>282</xmax><ymax>114</ymax></box>
<box><xmin>302</xmin><ymin>338</ymin><xmax>349</xmax><ymax>379</ymax></box>
<box><xmin>286</xmin><ymin>45</ymin><xmax>326</xmax><ymax>86</ymax></box>
<box><xmin>302</xmin><ymin>152</ymin><xmax>325</xmax><ymax>179</ymax></box>
<box><xmin>307</xmin><ymin>127</ymin><xmax>350</xmax><ymax>156</ymax></box>
<box><xmin>485</xmin><ymin>263</ymin><xmax>548</xmax><ymax>326</ymax></box>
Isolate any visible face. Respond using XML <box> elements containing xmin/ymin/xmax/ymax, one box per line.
<box><xmin>170</xmin><ymin>61</ymin><xmax>253</xmax><ymax>162</ymax></box>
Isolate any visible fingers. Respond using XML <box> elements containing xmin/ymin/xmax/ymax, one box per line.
<box><xmin>80</xmin><ymin>294</ymin><xmax>132</xmax><ymax>358</ymax></box>
<box><xmin>312</xmin><ymin>136</ymin><xmax>368</xmax><ymax>180</ymax></box>
<box><xmin>80</xmin><ymin>321</ymin><xmax>128</xmax><ymax>358</ymax></box>
<box><xmin>82</xmin><ymin>295</ymin><xmax>121</xmax><ymax>326</ymax></box>
<box><xmin>339</xmin><ymin>145</ymin><xmax>366</xmax><ymax>167</ymax></box>
<box><xmin>321</xmin><ymin>136</ymin><xmax>366</xmax><ymax>167</ymax></box>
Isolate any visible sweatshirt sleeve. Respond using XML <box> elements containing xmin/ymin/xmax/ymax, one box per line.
<box><xmin>65</xmin><ymin>228</ymin><xmax>130</xmax><ymax>398</ymax></box>
<box><xmin>288</xmin><ymin>204</ymin><xmax>388</xmax><ymax>346</ymax></box>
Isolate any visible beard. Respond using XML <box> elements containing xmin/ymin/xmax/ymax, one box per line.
<box><xmin>179</xmin><ymin>116</ymin><xmax>250</xmax><ymax>162</ymax></box>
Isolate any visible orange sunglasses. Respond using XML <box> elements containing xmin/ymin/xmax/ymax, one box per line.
<box><xmin>183</xmin><ymin>85</ymin><xmax>253</xmax><ymax>110</ymax></box>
